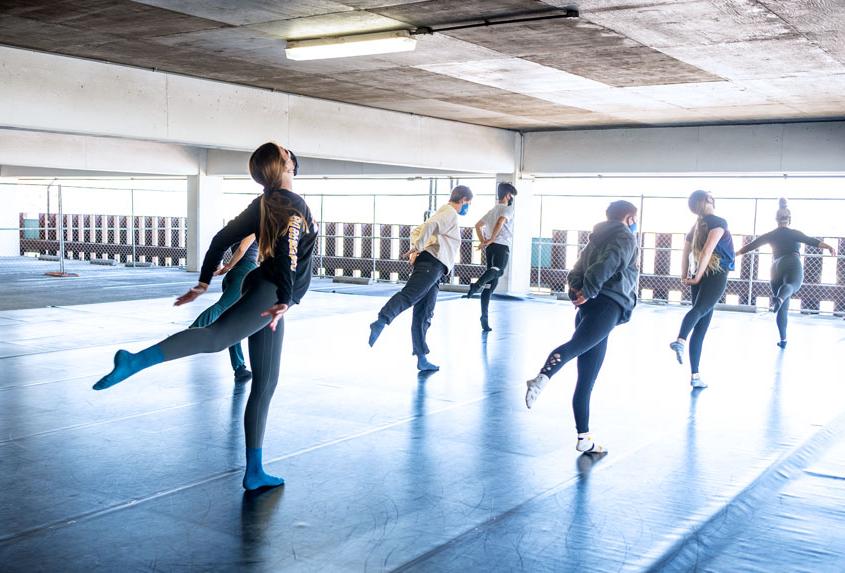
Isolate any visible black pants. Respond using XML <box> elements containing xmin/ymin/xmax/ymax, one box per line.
<box><xmin>540</xmin><ymin>295</ymin><xmax>622</xmax><ymax>433</ymax></box>
<box><xmin>472</xmin><ymin>243</ymin><xmax>510</xmax><ymax>318</ymax></box>
<box><xmin>678</xmin><ymin>270</ymin><xmax>728</xmax><ymax>375</ymax></box>
<box><xmin>771</xmin><ymin>254</ymin><xmax>803</xmax><ymax>341</ymax></box>
<box><xmin>377</xmin><ymin>253</ymin><xmax>446</xmax><ymax>356</ymax></box>
<box><xmin>156</xmin><ymin>270</ymin><xmax>283</xmax><ymax>449</ymax></box>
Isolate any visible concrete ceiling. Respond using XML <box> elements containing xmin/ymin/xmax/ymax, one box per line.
<box><xmin>1</xmin><ymin>0</ymin><xmax>844</xmax><ymax>130</ymax></box>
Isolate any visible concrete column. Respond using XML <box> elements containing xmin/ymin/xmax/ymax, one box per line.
<box><xmin>186</xmin><ymin>151</ymin><xmax>223</xmax><ymax>272</ymax></box>
<box><xmin>499</xmin><ymin>135</ymin><xmax>536</xmax><ymax>295</ymax></box>
<box><xmin>0</xmin><ymin>178</ymin><xmax>21</xmax><ymax>256</ymax></box>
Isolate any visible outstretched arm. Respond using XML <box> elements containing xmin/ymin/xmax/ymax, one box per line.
<box><xmin>214</xmin><ymin>234</ymin><xmax>256</xmax><ymax>276</ymax></box>
<box><xmin>736</xmin><ymin>231</ymin><xmax>771</xmax><ymax>256</ymax></box>
<box><xmin>793</xmin><ymin>230</ymin><xmax>837</xmax><ymax>256</ymax></box>
<box><xmin>819</xmin><ymin>241</ymin><xmax>837</xmax><ymax>256</ymax></box>
<box><xmin>177</xmin><ymin>198</ymin><xmax>260</xmax><ymax>306</ymax></box>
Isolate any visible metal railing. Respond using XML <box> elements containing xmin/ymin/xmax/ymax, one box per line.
<box><xmin>2</xmin><ymin>182</ymin><xmax>188</xmax><ymax>272</ymax></box>
<box><xmin>532</xmin><ymin>194</ymin><xmax>845</xmax><ymax>315</ymax></box>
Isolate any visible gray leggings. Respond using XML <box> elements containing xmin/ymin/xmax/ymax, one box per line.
<box><xmin>158</xmin><ymin>270</ymin><xmax>283</xmax><ymax>449</ymax></box>
<box><xmin>771</xmin><ymin>254</ymin><xmax>803</xmax><ymax>341</ymax></box>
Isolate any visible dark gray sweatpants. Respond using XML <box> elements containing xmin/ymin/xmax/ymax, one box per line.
<box><xmin>157</xmin><ymin>270</ymin><xmax>284</xmax><ymax>449</ymax></box>
<box><xmin>771</xmin><ymin>254</ymin><xmax>803</xmax><ymax>341</ymax></box>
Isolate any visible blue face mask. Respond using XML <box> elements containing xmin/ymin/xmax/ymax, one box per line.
<box><xmin>628</xmin><ymin>222</ymin><xmax>638</xmax><ymax>233</ymax></box>
<box><xmin>459</xmin><ymin>203</ymin><xmax>469</xmax><ymax>216</ymax></box>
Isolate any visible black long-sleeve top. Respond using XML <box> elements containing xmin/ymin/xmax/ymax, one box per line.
<box><xmin>199</xmin><ymin>190</ymin><xmax>317</xmax><ymax>306</ymax></box>
<box><xmin>741</xmin><ymin>227</ymin><xmax>821</xmax><ymax>258</ymax></box>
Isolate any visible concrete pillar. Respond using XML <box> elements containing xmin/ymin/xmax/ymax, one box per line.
<box><xmin>0</xmin><ymin>178</ymin><xmax>21</xmax><ymax>256</ymax></box>
<box><xmin>499</xmin><ymin>135</ymin><xmax>536</xmax><ymax>295</ymax></box>
<box><xmin>186</xmin><ymin>151</ymin><xmax>223</xmax><ymax>272</ymax></box>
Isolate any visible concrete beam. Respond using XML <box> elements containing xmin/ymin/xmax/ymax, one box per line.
<box><xmin>207</xmin><ymin>149</ymin><xmax>465</xmax><ymax>177</ymax></box>
<box><xmin>523</xmin><ymin>122</ymin><xmax>845</xmax><ymax>174</ymax></box>
<box><xmin>0</xmin><ymin>46</ymin><xmax>516</xmax><ymax>174</ymax></box>
<box><xmin>0</xmin><ymin>129</ymin><xmax>201</xmax><ymax>175</ymax></box>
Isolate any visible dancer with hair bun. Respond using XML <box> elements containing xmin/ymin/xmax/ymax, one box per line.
<box><xmin>736</xmin><ymin>198</ymin><xmax>836</xmax><ymax>349</ymax></box>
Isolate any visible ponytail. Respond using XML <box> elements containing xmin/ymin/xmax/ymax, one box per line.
<box><xmin>688</xmin><ymin>190</ymin><xmax>720</xmax><ymax>275</ymax></box>
<box><xmin>258</xmin><ymin>194</ymin><xmax>303</xmax><ymax>259</ymax></box>
<box><xmin>248</xmin><ymin>142</ymin><xmax>307</xmax><ymax>259</ymax></box>
<box><xmin>776</xmin><ymin>197</ymin><xmax>791</xmax><ymax>224</ymax></box>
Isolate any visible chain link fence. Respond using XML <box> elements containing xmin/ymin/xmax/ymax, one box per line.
<box><xmin>223</xmin><ymin>191</ymin><xmax>495</xmax><ymax>286</ymax></box>
<box><xmin>1</xmin><ymin>181</ymin><xmax>188</xmax><ymax>275</ymax></box>
<box><xmin>221</xmin><ymin>177</ymin><xmax>497</xmax><ymax>288</ymax></box>
<box><xmin>532</xmin><ymin>193</ymin><xmax>845</xmax><ymax>316</ymax></box>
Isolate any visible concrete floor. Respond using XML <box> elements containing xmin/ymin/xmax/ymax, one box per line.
<box><xmin>1</xmin><ymin>285</ymin><xmax>844</xmax><ymax>571</ymax></box>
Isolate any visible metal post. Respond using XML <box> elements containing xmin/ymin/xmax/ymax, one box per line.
<box><xmin>131</xmin><ymin>188</ymin><xmax>137</xmax><ymax>265</ymax></box>
<box><xmin>748</xmin><ymin>198</ymin><xmax>758</xmax><ymax>306</ymax></box>
<box><xmin>319</xmin><ymin>194</ymin><xmax>325</xmax><ymax>278</ymax></box>
<box><xmin>57</xmin><ymin>184</ymin><xmax>65</xmax><ymax>275</ymax></box>
<box><xmin>637</xmin><ymin>194</ymin><xmax>645</xmax><ymax>297</ymax></box>
<box><xmin>538</xmin><ymin>194</ymin><xmax>544</xmax><ymax>292</ymax></box>
<box><xmin>372</xmin><ymin>193</ymin><xmax>377</xmax><ymax>281</ymax></box>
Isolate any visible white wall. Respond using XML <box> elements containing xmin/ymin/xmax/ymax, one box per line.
<box><xmin>523</xmin><ymin>122</ymin><xmax>845</xmax><ymax>175</ymax></box>
<box><xmin>0</xmin><ymin>46</ymin><xmax>516</xmax><ymax>174</ymax></box>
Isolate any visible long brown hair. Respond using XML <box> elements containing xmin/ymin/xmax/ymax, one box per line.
<box><xmin>688</xmin><ymin>190</ymin><xmax>721</xmax><ymax>275</ymax></box>
<box><xmin>249</xmin><ymin>142</ymin><xmax>307</xmax><ymax>260</ymax></box>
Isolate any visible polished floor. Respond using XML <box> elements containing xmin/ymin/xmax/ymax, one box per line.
<box><xmin>1</xmin><ymin>288</ymin><xmax>844</xmax><ymax>572</ymax></box>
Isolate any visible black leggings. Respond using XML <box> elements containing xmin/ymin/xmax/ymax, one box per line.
<box><xmin>474</xmin><ymin>243</ymin><xmax>510</xmax><ymax>318</ymax></box>
<box><xmin>678</xmin><ymin>271</ymin><xmax>728</xmax><ymax>375</ymax></box>
<box><xmin>540</xmin><ymin>295</ymin><xmax>622</xmax><ymax>433</ymax></box>
<box><xmin>157</xmin><ymin>270</ymin><xmax>283</xmax><ymax>449</ymax></box>
<box><xmin>771</xmin><ymin>254</ymin><xmax>803</xmax><ymax>341</ymax></box>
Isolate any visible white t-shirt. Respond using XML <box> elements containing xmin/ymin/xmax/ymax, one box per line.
<box><xmin>480</xmin><ymin>204</ymin><xmax>514</xmax><ymax>247</ymax></box>
<box><xmin>410</xmin><ymin>204</ymin><xmax>461</xmax><ymax>271</ymax></box>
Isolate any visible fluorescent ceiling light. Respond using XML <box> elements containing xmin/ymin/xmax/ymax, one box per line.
<box><xmin>284</xmin><ymin>30</ymin><xmax>416</xmax><ymax>61</ymax></box>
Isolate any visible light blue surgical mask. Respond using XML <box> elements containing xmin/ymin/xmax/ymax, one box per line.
<box><xmin>628</xmin><ymin>222</ymin><xmax>637</xmax><ymax>233</ymax></box>
<box><xmin>459</xmin><ymin>203</ymin><xmax>469</xmax><ymax>216</ymax></box>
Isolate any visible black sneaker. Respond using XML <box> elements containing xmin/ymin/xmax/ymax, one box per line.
<box><xmin>234</xmin><ymin>366</ymin><xmax>252</xmax><ymax>384</ymax></box>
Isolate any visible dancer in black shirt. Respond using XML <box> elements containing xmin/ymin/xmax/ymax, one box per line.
<box><xmin>94</xmin><ymin>143</ymin><xmax>317</xmax><ymax>491</ymax></box>
<box><xmin>736</xmin><ymin>198</ymin><xmax>836</xmax><ymax>348</ymax></box>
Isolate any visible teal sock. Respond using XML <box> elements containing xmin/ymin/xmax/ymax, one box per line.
<box><xmin>243</xmin><ymin>447</ymin><xmax>285</xmax><ymax>491</ymax></box>
<box><xmin>93</xmin><ymin>345</ymin><xmax>164</xmax><ymax>390</ymax></box>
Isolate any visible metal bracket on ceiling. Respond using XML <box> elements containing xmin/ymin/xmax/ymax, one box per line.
<box><xmin>410</xmin><ymin>7</ymin><xmax>580</xmax><ymax>36</ymax></box>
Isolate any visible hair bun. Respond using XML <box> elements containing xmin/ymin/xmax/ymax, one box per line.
<box><xmin>778</xmin><ymin>197</ymin><xmax>788</xmax><ymax>209</ymax></box>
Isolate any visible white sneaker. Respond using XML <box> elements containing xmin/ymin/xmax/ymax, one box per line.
<box><xmin>690</xmin><ymin>375</ymin><xmax>708</xmax><ymax>389</ymax></box>
<box><xmin>525</xmin><ymin>373</ymin><xmax>550</xmax><ymax>409</ymax></box>
<box><xmin>576</xmin><ymin>433</ymin><xmax>607</xmax><ymax>454</ymax></box>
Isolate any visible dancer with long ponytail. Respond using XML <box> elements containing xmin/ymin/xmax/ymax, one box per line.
<box><xmin>736</xmin><ymin>198</ymin><xmax>836</xmax><ymax>348</ymax></box>
<box><xmin>93</xmin><ymin>143</ymin><xmax>317</xmax><ymax>491</ymax></box>
<box><xmin>669</xmin><ymin>190</ymin><xmax>735</xmax><ymax>388</ymax></box>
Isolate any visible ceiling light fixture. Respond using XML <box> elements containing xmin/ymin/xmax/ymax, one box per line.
<box><xmin>283</xmin><ymin>7</ymin><xmax>579</xmax><ymax>61</ymax></box>
<box><xmin>284</xmin><ymin>30</ymin><xmax>417</xmax><ymax>61</ymax></box>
